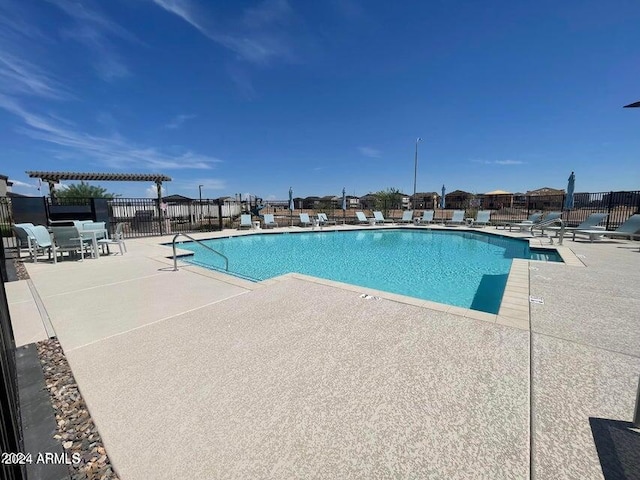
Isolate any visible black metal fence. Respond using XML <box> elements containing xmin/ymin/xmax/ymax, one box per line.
<box><xmin>0</xmin><ymin>191</ymin><xmax>638</xmax><ymax>247</ymax></box>
<box><xmin>0</xmin><ymin>240</ymin><xmax>25</xmax><ymax>480</ymax></box>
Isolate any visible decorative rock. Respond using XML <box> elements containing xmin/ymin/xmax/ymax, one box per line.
<box><xmin>37</xmin><ymin>338</ymin><xmax>119</xmax><ymax>479</ymax></box>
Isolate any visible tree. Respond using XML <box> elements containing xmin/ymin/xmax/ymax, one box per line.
<box><xmin>57</xmin><ymin>181</ymin><xmax>115</xmax><ymax>199</ymax></box>
<box><xmin>373</xmin><ymin>188</ymin><xmax>402</xmax><ymax>217</ymax></box>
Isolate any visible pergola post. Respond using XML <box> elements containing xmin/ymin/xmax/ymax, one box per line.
<box><xmin>156</xmin><ymin>180</ymin><xmax>164</xmax><ymax>235</ymax></box>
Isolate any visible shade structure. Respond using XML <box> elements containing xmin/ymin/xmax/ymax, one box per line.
<box><xmin>564</xmin><ymin>172</ymin><xmax>575</xmax><ymax>210</ymax></box>
<box><xmin>289</xmin><ymin>187</ymin><xmax>294</xmax><ymax>226</ymax></box>
<box><xmin>440</xmin><ymin>185</ymin><xmax>446</xmax><ymax>209</ymax></box>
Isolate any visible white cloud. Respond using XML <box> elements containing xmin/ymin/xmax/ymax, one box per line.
<box><xmin>165</xmin><ymin>114</ymin><xmax>196</xmax><ymax>129</ymax></box>
<box><xmin>145</xmin><ymin>184</ymin><xmax>166</xmax><ymax>197</ymax></box>
<box><xmin>0</xmin><ymin>50</ymin><xmax>70</xmax><ymax>99</ymax></box>
<box><xmin>151</xmin><ymin>0</ymin><xmax>295</xmax><ymax>65</ymax></box>
<box><xmin>471</xmin><ymin>159</ymin><xmax>525</xmax><ymax>166</ymax></box>
<box><xmin>49</xmin><ymin>0</ymin><xmax>139</xmax><ymax>82</ymax></box>
<box><xmin>8</xmin><ymin>179</ymin><xmax>37</xmax><ymax>189</ymax></box>
<box><xmin>358</xmin><ymin>146</ymin><xmax>381</xmax><ymax>158</ymax></box>
<box><xmin>0</xmin><ymin>95</ymin><xmax>221</xmax><ymax>170</ymax></box>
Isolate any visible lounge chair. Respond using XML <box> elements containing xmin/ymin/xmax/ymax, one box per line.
<box><xmin>263</xmin><ymin>214</ymin><xmax>278</xmax><ymax>229</ymax></box>
<box><xmin>299</xmin><ymin>213</ymin><xmax>312</xmax><ymax>227</ymax></box>
<box><xmin>317</xmin><ymin>213</ymin><xmax>336</xmax><ymax>225</ymax></box>
<box><xmin>373</xmin><ymin>211</ymin><xmax>392</xmax><ymax>224</ymax></box>
<box><xmin>508</xmin><ymin>213</ymin><xmax>543</xmax><ymax>232</ymax></box>
<box><xmin>74</xmin><ymin>220</ymin><xmax>108</xmax><ymax>240</ymax></box>
<box><xmin>21</xmin><ymin>225</ymin><xmax>54</xmax><ymax>263</ymax></box>
<box><xmin>97</xmin><ymin>223</ymin><xmax>127</xmax><ymax>255</ymax></box>
<box><xmin>417</xmin><ymin>210</ymin><xmax>434</xmax><ymax>225</ymax></box>
<box><xmin>472</xmin><ymin>210</ymin><xmax>491</xmax><ymax>227</ymax></box>
<box><xmin>544</xmin><ymin>213</ymin><xmax>608</xmax><ymax>237</ymax></box>
<box><xmin>355</xmin><ymin>211</ymin><xmax>370</xmax><ymax>224</ymax></box>
<box><xmin>446</xmin><ymin>210</ymin><xmax>465</xmax><ymax>226</ymax></box>
<box><xmin>572</xmin><ymin>214</ymin><xmax>640</xmax><ymax>243</ymax></box>
<box><xmin>239</xmin><ymin>214</ymin><xmax>252</xmax><ymax>230</ymax></box>
<box><xmin>50</xmin><ymin>226</ymin><xmax>95</xmax><ymax>262</ymax></box>
<box><xmin>398</xmin><ymin>210</ymin><xmax>414</xmax><ymax>224</ymax></box>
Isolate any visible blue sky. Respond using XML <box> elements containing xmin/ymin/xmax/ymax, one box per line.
<box><xmin>1</xmin><ymin>0</ymin><xmax>639</xmax><ymax>199</ymax></box>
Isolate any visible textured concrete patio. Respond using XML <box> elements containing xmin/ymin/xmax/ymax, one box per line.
<box><xmin>7</xmin><ymin>225</ymin><xmax>640</xmax><ymax>479</ymax></box>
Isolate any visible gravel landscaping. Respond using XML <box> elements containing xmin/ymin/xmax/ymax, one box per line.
<box><xmin>37</xmin><ymin>338</ymin><xmax>119</xmax><ymax>480</ymax></box>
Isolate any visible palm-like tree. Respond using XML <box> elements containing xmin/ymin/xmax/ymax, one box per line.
<box><xmin>57</xmin><ymin>181</ymin><xmax>115</xmax><ymax>199</ymax></box>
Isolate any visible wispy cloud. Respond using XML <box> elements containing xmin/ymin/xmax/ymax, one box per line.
<box><xmin>0</xmin><ymin>95</ymin><xmax>220</xmax><ymax>170</ymax></box>
<box><xmin>472</xmin><ymin>159</ymin><xmax>525</xmax><ymax>166</ymax></box>
<box><xmin>0</xmin><ymin>50</ymin><xmax>70</xmax><ymax>99</ymax></box>
<box><xmin>358</xmin><ymin>146</ymin><xmax>382</xmax><ymax>158</ymax></box>
<box><xmin>48</xmin><ymin>0</ymin><xmax>138</xmax><ymax>81</ymax></box>
<box><xmin>9</xmin><ymin>179</ymin><xmax>38</xmax><ymax>189</ymax></box>
<box><xmin>151</xmin><ymin>0</ymin><xmax>296</xmax><ymax>65</ymax></box>
<box><xmin>165</xmin><ymin>114</ymin><xmax>197</xmax><ymax>129</ymax></box>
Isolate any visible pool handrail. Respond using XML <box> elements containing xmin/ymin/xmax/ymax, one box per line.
<box><xmin>171</xmin><ymin>233</ymin><xmax>229</xmax><ymax>272</ymax></box>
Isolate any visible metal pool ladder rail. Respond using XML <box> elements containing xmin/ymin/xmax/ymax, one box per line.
<box><xmin>171</xmin><ymin>233</ymin><xmax>229</xmax><ymax>272</ymax></box>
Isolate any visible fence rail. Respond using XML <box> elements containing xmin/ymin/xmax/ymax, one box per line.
<box><xmin>0</xmin><ymin>191</ymin><xmax>638</xmax><ymax>247</ymax></box>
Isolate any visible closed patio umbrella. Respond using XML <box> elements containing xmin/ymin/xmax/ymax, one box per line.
<box><xmin>342</xmin><ymin>187</ymin><xmax>346</xmax><ymax>224</ymax></box>
<box><xmin>289</xmin><ymin>187</ymin><xmax>294</xmax><ymax>226</ymax></box>
<box><xmin>564</xmin><ymin>172</ymin><xmax>575</xmax><ymax>210</ymax></box>
<box><xmin>440</xmin><ymin>185</ymin><xmax>446</xmax><ymax>209</ymax></box>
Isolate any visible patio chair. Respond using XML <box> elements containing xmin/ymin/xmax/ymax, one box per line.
<box><xmin>355</xmin><ymin>211</ymin><xmax>370</xmax><ymax>224</ymax></box>
<box><xmin>417</xmin><ymin>210</ymin><xmax>434</xmax><ymax>225</ymax></box>
<box><xmin>12</xmin><ymin>223</ymin><xmax>36</xmax><ymax>258</ymax></box>
<box><xmin>97</xmin><ymin>223</ymin><xmax>127</xmax><ymax>255</ymax></box>
<box><xmin>508</xmin><ymin>213</ymin><xmax>543</xmax><ymax>232</ymax></box>
<box><xmin>446</xmin><ymin>210</ymin><xmax>465</xmax><ymax>226</ymax></box>
<box><xmin>572</xmin><ymin>214</ymin><xmax>640</xmax><ymax>243</ymax></box>
<box><xmin>263</xmin><ymin>214</ymin><xmax>278</xmax><ymax>229</ymax></box>
<box><xmin>50</xmin><ymin>226</ymin><xmax>95</xmax><ymax>262</ymax></box>
<box><xmin>472</xmin><ymin>210</ymin><xmax>491</xmax><ymax>227</ymax></box>
<box><xmin>317</xmin><ymin>213</ymin><xmax>337</xmax><ymax>225</ymax></box>
<box><xmin>299</xmin><ymin>213</ymin><xmax>312</xmax><ymax>227</ymax></box>
<box><xmin>544</xmin><ymin>213</ymin><xmax>608</xmax><ymax>237</ymax></box>
<box><xmin>239</xmin><ymin>214</ymin><xmax>252</xmax><ymax>230</ymax></box>
<box><xmin>373</xmin><ymin>211</ymin><xmax>392</xmax><ymax>224</ymax></box>
<box><xmin>22</xmin><ymin>225</ymin><xmax>54</xmax><ymax>263</ymax></box>
<box><xmin>398</xmin><ymin>210</ymin><xmax>414</xmax><ymax>224</ymax></box>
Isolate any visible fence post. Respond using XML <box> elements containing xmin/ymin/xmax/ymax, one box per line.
<box><xmin>526</xmin><ymin>196</ymin><xmax>530</xmax><ymax>219</ymax></box>
<box><xmin>218</xmin><ymin>201</ymin><xmax>223</xmax><ymax>231</ymax></box>
<box><xmin>605</xmin><ymin>191</ymin><xmax>614</xmax><ymax>231</ymax></box>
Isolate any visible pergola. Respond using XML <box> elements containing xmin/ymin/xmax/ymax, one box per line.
<box><xmin>25</xmin><ymin>171</ymin><xmax>172</xmax><ymax>203</ymax></box>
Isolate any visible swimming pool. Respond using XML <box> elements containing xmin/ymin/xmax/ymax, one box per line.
<box><xmin>178</xmin><ymin>229</ymin><xmax>561</xmax><ymax>314</ymax></box>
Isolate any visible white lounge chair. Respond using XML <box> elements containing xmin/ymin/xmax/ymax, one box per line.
<box><xmin>573</xmin><ymin>214</ymin><xmax>640</xmax><ymax>243</ymax></box>
<box><xmin>544</xmin><ymin>213</ymin><xmax>608</xmax><ymax>237</ymax></box>
<box><xmin>398</xmin><ymin>210</ymin><xmax>414</xmax><ymax>224</ymax></box>
<box><xmin>472</xmin><ymin>210</ymin><xmax>491</xmax><ymax>227</ymax></box>
<box><xmin>317</xmin><ymin>213</ymin><xmax>336</xmax><ymax>225</ymax></box>
<box><xmin>508</xmin><ymin>213</ymin><xmax>543</xmax><ymax>232</ymax></box>
<box><xmin>263</xmin><ymin>214</ymin><xmax>278</xmax><ymax>229</ymax></box>
<box><xmin>417</xmin><ymin>211</ymin><xmax>434</xmax><ymax>225</ymax></box>
<box><xmin>373</xmin><ymin>211</ymin><xmax>392</xmax><ymax>224</ymax></box>
<box><xmin>355</xmin><ymin>211</ymin><xmax>370</xmax><ymax>224</ymax></box>
<box><xmin>239</xmin><ymin>214</ymin><xmax>252</xmax><ymax>230</ymax></box>
<box><xmin>447</xmin><ymin>210</ymin><xmax>465</xmax><ymax>226</ymax></box>
<box><xmin>299</xmin><ymin>213</ymin><xmax>312</xmax><ymax>227</ymax></box>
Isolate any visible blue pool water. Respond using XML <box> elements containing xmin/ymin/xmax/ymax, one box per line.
<box><xmin>178</xmin><ymin>229</ymin><xmax>561</xmax><ymax>314</ymax></box>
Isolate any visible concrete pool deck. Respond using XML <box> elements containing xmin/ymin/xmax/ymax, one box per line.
<box><xmin>7</xmin><ymin>225</ymin><xmax>640</xmax><ymax>479</ymax></box>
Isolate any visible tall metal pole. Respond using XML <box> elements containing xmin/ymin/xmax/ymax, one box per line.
<box><xmin>413</xmin><ymin>137</ymin><xmax>422</xmax><ymax>209</ymax></box>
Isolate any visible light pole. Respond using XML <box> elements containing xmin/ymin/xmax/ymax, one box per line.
<box><xmin>198</xmin><ymin>184</ymin><xmax>203</xmax><ymax>223</ymax></box>
<box><xmin>413</xmin><ymin>137</ymin><xmax>422</xmax><ymax>209</ymax></box>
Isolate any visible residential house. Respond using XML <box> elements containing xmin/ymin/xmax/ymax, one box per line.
<box><xmin>482</xmin><ymin>190</ymin><xmax>514</xmax><ymax>209</ymax></box>
<box><xmin>445</xmin><ymin>190</ymin><xmax>473</xmax><ymax>209</ymax></box>
<box><xmin>526</xmin><ymin>187</ymin><xmax>565</xmax><ymax>210</ymax></box>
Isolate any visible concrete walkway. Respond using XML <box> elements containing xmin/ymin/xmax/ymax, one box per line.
<box><xmin>6</xmin><ymin>226</ymin><xmax>640</xmax><ymax>479</ymax></box>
